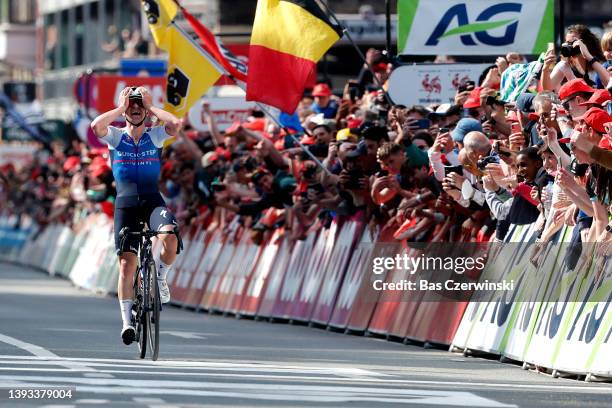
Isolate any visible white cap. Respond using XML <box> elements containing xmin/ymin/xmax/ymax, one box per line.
<box><xmin>201</xmin><ymin>151</ymin><xmax>217</xmax><ymax>168</ymax></box>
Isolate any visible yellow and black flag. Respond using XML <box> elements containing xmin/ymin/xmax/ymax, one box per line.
<box><xmin>246</xmin><ymin>0</ymin><xmax>342</xmax><ymax>113</ymax></box>
<box><xmin>141</xmin><ymin>0</ymin><xmax>223</xmax><ymax>118</ymax></box>
<box><xmin>163</xmin><ymin>25</ymin><xmax>223</xmax><ymax>118</ymax></box>
<box><xmin>141</xmin><ymin>0</ymin><xmax>177</xmax><ymax>50</ymax></box>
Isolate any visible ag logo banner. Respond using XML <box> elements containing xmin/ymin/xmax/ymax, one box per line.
<box><xmin>398</xmin><ymin>0</ymin><xmax>554</xmax><ymax>55</ymax></box>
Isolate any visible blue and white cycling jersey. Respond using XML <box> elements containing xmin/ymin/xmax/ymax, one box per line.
<box><xmin>101</xmin><ymin>126</ymin><xmax>171</xmax><ymax>208</ymax></box>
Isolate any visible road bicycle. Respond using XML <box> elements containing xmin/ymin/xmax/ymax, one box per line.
<box><xmin>118</xmin><ymin>225</ymin><xmax>182</xmax><ymax>360</ymax></box>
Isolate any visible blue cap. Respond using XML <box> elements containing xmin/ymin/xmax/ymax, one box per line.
<box><xmin>516</xmin><ymin>93</ymin><xmax>535</xmax><ymax>113</ymax></box>
<box><xmin>451</xmin><ymin>118</ymin><xmax>482</xmax><ymax>143</ymax></box>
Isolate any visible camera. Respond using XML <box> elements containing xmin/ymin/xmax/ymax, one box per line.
<box><xmin>477</xmin><ymin>155</ymin><xmax>500</xmax><ymax>171</ymax></box>
<box><xmin>444</xmin><ymin>165</ymin><xmax>463</xmax><ymax>176</ymax></box>
<box><xmin>343</xmin><ymin>169</ymin><xmax>363</xmax><ymax>190</ymax></box>
<box><xmin>457</xmin><ymin>80</ymin><xmax>475</xmax><ymax>93</ymax></box>
<box><xmin>560</xmin><ymin>41</ymin><xmax>581</xmax><ymax>58</ymax></box>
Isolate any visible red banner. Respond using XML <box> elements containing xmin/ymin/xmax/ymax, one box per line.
<box><xmin>95</xmin><ymin>76</ymin><xmax>166</xmax><ymax>114</ymax></box>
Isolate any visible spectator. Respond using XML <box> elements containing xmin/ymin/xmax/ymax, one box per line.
<box><xmin>311</xmin><ymin>83</ymin><xmax>338</xmax><ymax>119</ymax></box>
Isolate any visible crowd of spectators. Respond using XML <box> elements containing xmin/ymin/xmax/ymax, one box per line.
<box><xmin>2</xmin><ymin>25</ymin><xmax>611</xmax><ymax>261</ymax></box>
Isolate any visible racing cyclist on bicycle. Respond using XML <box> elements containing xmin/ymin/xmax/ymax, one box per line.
<box><xmin>91</xmin><ymin>86</ymin><xmax>181</xmax><ymax>345</ymax></box>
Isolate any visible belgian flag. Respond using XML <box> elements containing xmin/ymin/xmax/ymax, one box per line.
<box><xmin>246</xmin><ymin>0</ymin><xmax>342</xmax><ymax>114</ymax></box>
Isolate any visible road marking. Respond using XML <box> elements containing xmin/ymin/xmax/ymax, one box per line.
<box><xmin>0</xmin><ymin>334</ymin><xmax>96</xmax><ymax>372</ymax></box>
<box><xmin>132</xmin><ymin>397</ymin><xmax>180</xmax><ymax>408</ymax></box>
<box><xmin>0</xmin><ymin>355</ymin><xmax>384</xmax><ymax>377</ymax></box>
<box><xmin>160</xmin><ymin>331</ymin><xmax>207</xmax><ymax>340</ymax></box>
<box><xmin>43</xmin><ymin>328</ymin><xmax>107</xmax><ymax>333</ymax></box>
<box><xmin>0</xmin><ymin>365</ymin><xmax>608</xmax><ymax>394</ymax></box>
<box><xmin>83</xmin><ymin>373</ymin><xmax>115</xmax><ymax>378</ymax></box>
<box><xmin>0</xmin><ymin>375</ymin><xmax>515</xmax><ymax>407</ymax></box>
<box><xmin>133</xmin><ymin>398</ymin><xmax>165</xmax><ymax>403</ymax></box>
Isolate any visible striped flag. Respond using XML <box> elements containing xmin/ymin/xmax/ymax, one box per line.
<box><xmin>499</xmin><ymin>54</ymin><xmax>545</xmax><ymax>103</ymax></box>
<box><xmin>178</xmin><ymin>2</ymin><xmax>248</xmax><ymax>83</ymax></box>
<box><xmin>246</xmin><ymin>0</ymin><xmax>342</xmax><ymax>114</ymax></box>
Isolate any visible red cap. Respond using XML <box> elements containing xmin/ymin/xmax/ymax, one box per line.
<box><xmin>300</xmin><ymin>135</ymin><xmax>316</xmax><ymax>145</ymax></box>
<box><xmin>99</xmin><ymin>201</ymin><xmax>114</xmax><ymax>219</ymax></box>
<box><xmin>528</xmin><ymin>112</ymin><xmax>540</xmax><ymax>122</ymax></box>
<box><xmin>575</xmin><ymin>107</ymin><xmax>611</xmax><ymax>134</ymax></box>
<box><xmin>312</xmin><ymin>83</ymin><xmax>332</xmax><ymax>97</ymax></box>
<box><xmin>88</xmin><ymin>147</ymin><xmax>108</xmax><ymax>158</ymax></box>
<box><xmin>63</xmin><ymin>156</ymin><xmax>81</xmax><ymax>173</ymax></box>
<box><xmin>185</xmin><ymin>130</ymin><xmax>199</xmax><ymax>140</ymax></box>
<box><xmin>579</xmin><ymin>89</ymin><xmax>612</xmax><ymax>107</ymax></box>
<box><xmin>243</xmin><ymin>118</ymin><xmax>266</xmax><ymax>132</ymax></box>
<box><xmin>347</xmin><ymin>118</ymin><xmax>363</xmax><ymax>128</ymax></box>
<box><xmin>90</xmin><ymin>164</ymin><xmax>111</xmax><ymax>179</ymax></box>
<box><xmin>274</xmin><ymin>138</ymin><xmax>285</xmax><ymax>151</ymax></box>
<box><xmin>558</xmin><ymin>79</ymin><xmax>595</xmax><ymax>101</ymax></box>
<box><xmin>373</xmin><ymin>62</ymin><xmax>388</xmax><ymax>73</ymax></box>
<box><xmin>215</xmin><ymin>146</ymin><xmax>231</xmax><ymax>160</ymax></box>
<box><xmin>463</xmin><ymin>87</ymin><xmax>482</xmax><ymax>109</ymax></box>
<box><xmin>161</xmin><ymin>161</ymin><xmax>175</xmax><ymax>178</ymax></box>
<box><xmin>90</xmin><ymin>156</ymin><xmax>107</xmax><ymax>168</ymax></box>
<box><xmin>0</xmin><ymin>163</ymin><xmax>14</xmax><ymax>173</ymax></box>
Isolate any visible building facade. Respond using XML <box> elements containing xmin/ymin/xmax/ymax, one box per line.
<box><xmin>0</xmin><ymin>0</ymin><xmax>36</xmax><ymax>82</ymax></box>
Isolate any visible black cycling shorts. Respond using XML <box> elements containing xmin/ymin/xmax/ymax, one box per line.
<box><xmin>114</xmin><ymin>205</ymin><xmax>178</xmax><ymax>255</ymax></box>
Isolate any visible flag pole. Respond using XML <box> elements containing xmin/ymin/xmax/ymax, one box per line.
<box><xmin>169</xmin><ymin>1</ymin><xmax>333</xmax><ymax>176</ymax></box>
<box><xmin>315</xmin><ymin>0</ymin><xmax>394</xmax><ymax>106</ymax></box>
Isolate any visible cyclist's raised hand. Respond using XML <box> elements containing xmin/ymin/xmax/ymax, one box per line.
<box><xmin>137</xmin><ymin>86</ymin><xmax>153</xmax><ymax>110</ymax></box>
<box><xmin>118</xmin><ymin>87</ymin><xmax>131</xmax><ymax>113</ymax></box>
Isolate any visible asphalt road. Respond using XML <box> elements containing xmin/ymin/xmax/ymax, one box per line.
<box><xmin>0</xmin><ymin>262</ymin><xmax>610</xmax><ymax>408</ymax></box>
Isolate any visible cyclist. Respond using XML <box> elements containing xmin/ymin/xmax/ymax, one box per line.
<box><xmin>91</xmin><ymin>86</ymin><xmax>181</xmax><ymax>345</ymax></box>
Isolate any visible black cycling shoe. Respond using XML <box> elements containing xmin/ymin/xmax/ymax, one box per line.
<box><xmin>121</xmin><ymin>326</ymin><xmax>136</xmax><ymax>345</ymax></box>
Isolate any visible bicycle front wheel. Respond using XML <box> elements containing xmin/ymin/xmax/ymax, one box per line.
<box><xmin>147</xmin><ymin>260</ymin><xmax>160</xmax><ymax>361</ymax></box>
<box><xmin>134</xmin><ymin>268</ymin><xmax>147</xmax><ymax>359</ymax></box>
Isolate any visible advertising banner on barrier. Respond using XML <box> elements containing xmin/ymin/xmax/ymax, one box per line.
<box><xmin>397</xmin><ymin>0</ymin><xmax>554</xmax><ymax>56</ymax></box>
<box><xmin>256</xmin><ymin>237</ymin><xmax>291</xmax><ymax>319</ymax></box>
<box><xmin>528</xmin><ymin>244</ymin><xmax>612</xmax><ymax>374</ymax></box>
<box><xmin>328</xmin><ymin>228</ymin><xmax>377</xmax><ymax>329</ymax></box>
<box><xmin>201</xmin><ymin>234</ymin><xmax>237</xmax><ymax>311</ymax></box>
<box><xmin>523</xmin><ymin>244</ymin><xmax>587</xmax><ymax>369</ymax></box>
<box><xmin>388</xmin><ymin>64</ymin><xmax>490</xmax><ymax>106</ymax></box>
<box><xmin>271</xmin><ymin>234</ymin><xmax>316</xmax><ymax>320</ymax></box>
<box><xmin>240</xmin><ymin>230</ymin><xmax>286</xmax><ymax>316</ymax></box>
<box><xmin>311</xmin><ymin>222</ymin><xmax>362</xmax><ymax>325</ymax></box>
<box><xmin>290</xmin><ymin>227</ymin><xmax>335</xmax><ymax>322</ymax></box>
<box><xmin>175</xmin><ymin>229</ymin><xmax>207</xmax><ymax>306</ymax></box>
<box><xmin>554</xmin><ymin>254</ymin><xmax>611</xmax><ymax>376</ymax></box>
<box><xmin>185</xmin><ymin>229</ymin><xmax>222</xmax><ymax>309</ymax></box>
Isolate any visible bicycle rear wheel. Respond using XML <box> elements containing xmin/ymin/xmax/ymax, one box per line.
<box><xmin>147</xmin><ymin>260</ymin><xmax>160</xmax><ymax>361</ymax></box>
